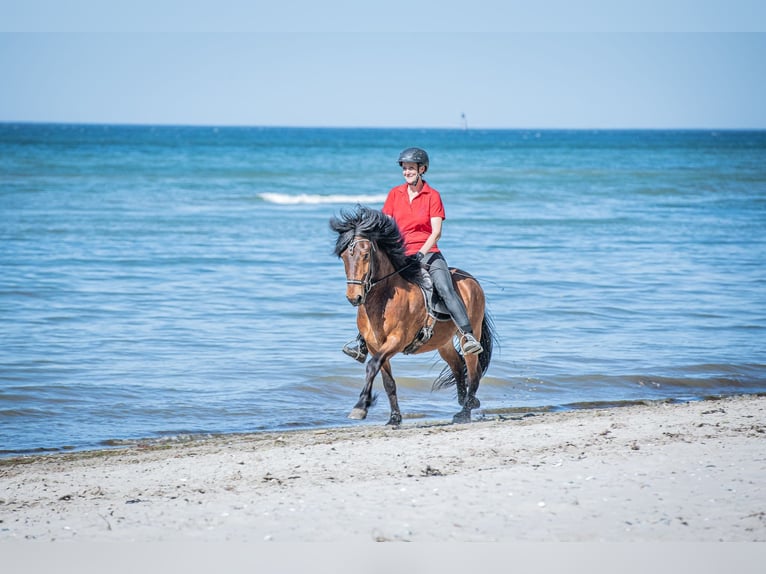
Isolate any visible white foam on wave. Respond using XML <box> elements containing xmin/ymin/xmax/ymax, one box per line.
<box><xmin>259</xmin><ymin>192</ymin><xmax>387</xmax><ymax>205</ymax></box>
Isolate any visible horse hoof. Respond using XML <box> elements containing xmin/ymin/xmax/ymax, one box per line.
<box><xmin>452</xmin><ymin>411</ymin><xmax>471</xmax><ymax>424</ymax></box>
<box><xmin>348</xmin><ymin>408</ymin><xmax>368</xmax><ymax>420</ymax></box>
<box><xmin>464</xmin><ymin>396</ymin><xmax>480</xmax><ymax>409</ymax></box>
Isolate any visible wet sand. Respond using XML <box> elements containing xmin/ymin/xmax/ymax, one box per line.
<box><xmin>1</xmin><ymin>395</ymin><xmax>765</xmax><ymax>542</ymax></box>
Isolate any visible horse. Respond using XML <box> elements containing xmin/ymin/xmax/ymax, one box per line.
<box><xmin>330</xmin><ymin>205</ymin><xmax>495</xmax><ymax>425</ymax></box>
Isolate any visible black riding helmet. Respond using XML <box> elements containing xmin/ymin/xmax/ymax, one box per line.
<box><xmin>398</xmin><ymin>147</ymin><xmax>429</xmax><ymax>173</ymax></box>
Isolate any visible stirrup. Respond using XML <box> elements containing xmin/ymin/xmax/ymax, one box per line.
<box><xmin>460</xmin><ymin>333</ymin><xmax>483</xmax><ymax>355</ymax></box>
<box><xmin>342</xmin><ymin>339</ymin><xmax>368</xmax><ymax>363</ymax></box>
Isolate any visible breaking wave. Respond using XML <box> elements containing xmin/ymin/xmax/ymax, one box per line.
<box><xmin>259</xmin><ymin>192</ymin><xmax>388</xmax><ymax>205</ymax></box>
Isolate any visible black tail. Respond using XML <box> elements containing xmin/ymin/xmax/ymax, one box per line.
<box><xmin>432</xmin><ymin>311</ymin><xmax>497</xmax><ymax>391</ymax></box>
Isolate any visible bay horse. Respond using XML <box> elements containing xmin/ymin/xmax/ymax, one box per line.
<box><xmin>330</xmin><ymin>205</ymin><xmax>495</xmax><ymax>425</ymax></box>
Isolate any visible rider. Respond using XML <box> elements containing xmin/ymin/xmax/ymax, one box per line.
<box><xmin>343</xmin><ymin>147</ymin><xmax>484</xmax><ymax>362</ymax></box>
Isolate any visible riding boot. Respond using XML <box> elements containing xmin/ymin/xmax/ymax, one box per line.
<box><xmin>458</xmin><ymin>330</ymin><xmax>484</xmax><ymax>355</ymax></box>
<box><xmin>342</xmin><ymin>334</ymin><xmax>368</xmax><ymax>363</ymax></box>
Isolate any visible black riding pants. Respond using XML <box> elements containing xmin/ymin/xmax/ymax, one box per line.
<box><xmin>425</xmin><ymin>252</ymin><xmax>472</xmax><ymax>334</ymax></box>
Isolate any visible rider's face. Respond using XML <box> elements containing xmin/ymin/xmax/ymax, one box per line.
<box><xmin>401</xmin><ymin>162</ymin><xmax>424</xmax><ymax>184</ymax></box>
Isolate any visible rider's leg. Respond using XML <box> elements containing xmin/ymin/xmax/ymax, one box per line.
<box><xmin>426</xmin><ymin>253</ymin><xmax>483</xmax><ymax>355</ymax></box>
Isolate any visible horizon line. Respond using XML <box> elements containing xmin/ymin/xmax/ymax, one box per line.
<box><xmin>2</xmin><ymin>120</ymin><xmax>765</xmax><ymax>131</ymax></box>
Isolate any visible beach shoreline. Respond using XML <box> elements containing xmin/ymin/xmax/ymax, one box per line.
<box><xmin>1</xmin><ymin>394</ymin><xmax>764</xmax><ymax>542</ymax></box>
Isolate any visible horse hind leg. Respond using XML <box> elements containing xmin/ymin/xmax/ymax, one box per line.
<box><xmin>452</xmin><ymin>354</ymin><xmax>482</xmax><ymax>424</ymax></box>
<box><xmin>437</xmin><ymin>344</ymin><xmax>467</xmax><ymax>406</ymax></box>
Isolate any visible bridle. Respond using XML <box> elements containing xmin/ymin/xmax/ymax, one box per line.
<box><xmin>344</xmin><ymin>237</ymin><xmax>376</xmax><ymax>302</ymax></box>
<box><xmin>343</xmin><ymin>236</ymin><xmax>412</xmax><ymax>304</ymax></box>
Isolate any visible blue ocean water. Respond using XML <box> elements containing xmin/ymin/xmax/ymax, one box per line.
<box><xmin>1</xmin><ymin>124</ymin><xmax>765</xmax><ymax>455</ymax></box>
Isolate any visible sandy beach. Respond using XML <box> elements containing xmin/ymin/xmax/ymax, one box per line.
<box><xmin>1</xmin><ymin>395</ymin><xmax>764</xmax><ymax>543</ymax></box>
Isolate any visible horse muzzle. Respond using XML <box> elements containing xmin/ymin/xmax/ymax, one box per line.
<box><xmin>347</xmin><ymin>294</ymin><xmax>365</xmax><ymax>307</ymax></box>
<box><xmin>345</xmin><ymin>279</ymin><xmax>367</xmax><ymax>306</ymax></box>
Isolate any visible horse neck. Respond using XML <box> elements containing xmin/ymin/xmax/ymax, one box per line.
<box><xmin>369</xmin><ymin>248</ymin><xmax>414</xmax><ymax>299</ymax></box>
<box><xmin>363</xmin><ymin>248</ymin><xmax>424</xmax><ymax>331</ymax></box>
<box><xmin>373</xmin><ymin>247</ymin><xmax>397</xmax><ymax>281</ymax></box>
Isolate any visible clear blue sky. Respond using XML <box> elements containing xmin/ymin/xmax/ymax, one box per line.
<box><xmin>1</xmin><ymin>1</ymin><xmax>765</xmax><ymax>128</ymax></box>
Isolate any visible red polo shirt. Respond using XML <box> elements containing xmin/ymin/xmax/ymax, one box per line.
<box><xmin>382</xmin><ymin>181</ymin><xmax>446</xmax><ymax>256</ymax></box>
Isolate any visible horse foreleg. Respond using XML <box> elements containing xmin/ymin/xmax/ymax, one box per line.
<box><xmin>380</xmin><ymin>360</ymin><xmax>402</xmax><ymax>427</ymax></box>
<box><xmin>348</xmin><ymin>352</ymin><xmax>384</xmax><ymax>420</ymax></box>
<box><xmin>348</xmin><ymin>363</ymin><xmax>376</xmax><ymax>420</ymax></box>
<box><xmin>452</xmin><ymin>354</ymin><xmax>482</xmax><ymax>424</ymax></box>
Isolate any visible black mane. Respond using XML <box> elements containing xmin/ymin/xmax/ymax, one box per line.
<box><xmin>330</xmin><ymin>205</ymin><xmax>425</xmax><ymax>286</ymax></box>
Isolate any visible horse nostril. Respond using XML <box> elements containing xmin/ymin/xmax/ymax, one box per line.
<box><xmin>348</xmin><ymin>295</ymin><xmax>363</xmax><ymax>307</ymax></box>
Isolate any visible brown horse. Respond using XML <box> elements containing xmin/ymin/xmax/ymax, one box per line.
<box><xmin>330</xmin><ymin>206</ymin><xmax>495</xmax><ymax>425</ymax></box>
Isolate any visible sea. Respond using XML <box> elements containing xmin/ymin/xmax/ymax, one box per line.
<box><xmin>1</xmin><ymin>123</ymin><xmax>765</xmax><ymax>456</ymax></box>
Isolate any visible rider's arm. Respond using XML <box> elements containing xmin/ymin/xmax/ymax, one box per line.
<box><xmin>419</xmin><ymin>217</ymin><xmax>443</xmax><ymax>256</ymax></box>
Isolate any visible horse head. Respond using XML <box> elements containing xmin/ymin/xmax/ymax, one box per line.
<box><xmin>330</xmin><ymin>205</ymin><xmax>422</xmax><ymax>306</ymax></box>
<box><xmin>342</xmin><ymin>236</ymin><xmax>376</xmax><ymax>306</ymax></box>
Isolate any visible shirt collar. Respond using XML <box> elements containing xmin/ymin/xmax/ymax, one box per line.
<box><xmin>399</xmin><ymin>180</ymin><xmax>431</xmax><ymax>195</ymax></box>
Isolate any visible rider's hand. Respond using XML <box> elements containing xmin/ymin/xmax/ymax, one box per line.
<box><xmin>414</xmin><ymin>251</ymin><xmax>424</xmax><ymax>262</ymax></box>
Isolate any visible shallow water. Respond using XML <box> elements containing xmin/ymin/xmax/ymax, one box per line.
<box><xmin>1</xmin><ymin>124</ymin><xmax>765</xmax><ymax>455</ymax></box>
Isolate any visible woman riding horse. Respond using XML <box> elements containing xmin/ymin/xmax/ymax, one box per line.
<box><xmin>343</xmin><ymin>147</ymin><xmax>483</xmax><ymax>362</ymax></box>
<box><xmin>331</xmin><ymin>204</ymin><xmax>494</xmax><ymax>424</ymax></box>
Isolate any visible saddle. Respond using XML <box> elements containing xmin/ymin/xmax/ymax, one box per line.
<box><xmin>402</xmin><ymin>268</ymin><xmax>453</xmax><ymax>354</ymax></box>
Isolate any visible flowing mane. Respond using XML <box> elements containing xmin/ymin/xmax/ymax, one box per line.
<box><xmin>330</xmin><ymin>205</ymin><xmax>425</xmax><ymax>286</ymax></box>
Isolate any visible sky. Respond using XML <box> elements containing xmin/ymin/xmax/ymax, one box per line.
<box><xmin>1</xmin><ymin>1</ymin><xmax>765</xmax><ymax>129</ymax></box>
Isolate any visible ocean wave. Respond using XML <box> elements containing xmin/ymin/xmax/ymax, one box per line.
<box><xmin>259</xmin><ymin>192</ymin><xmax>387</xmax><ymax>205</ymax></box>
